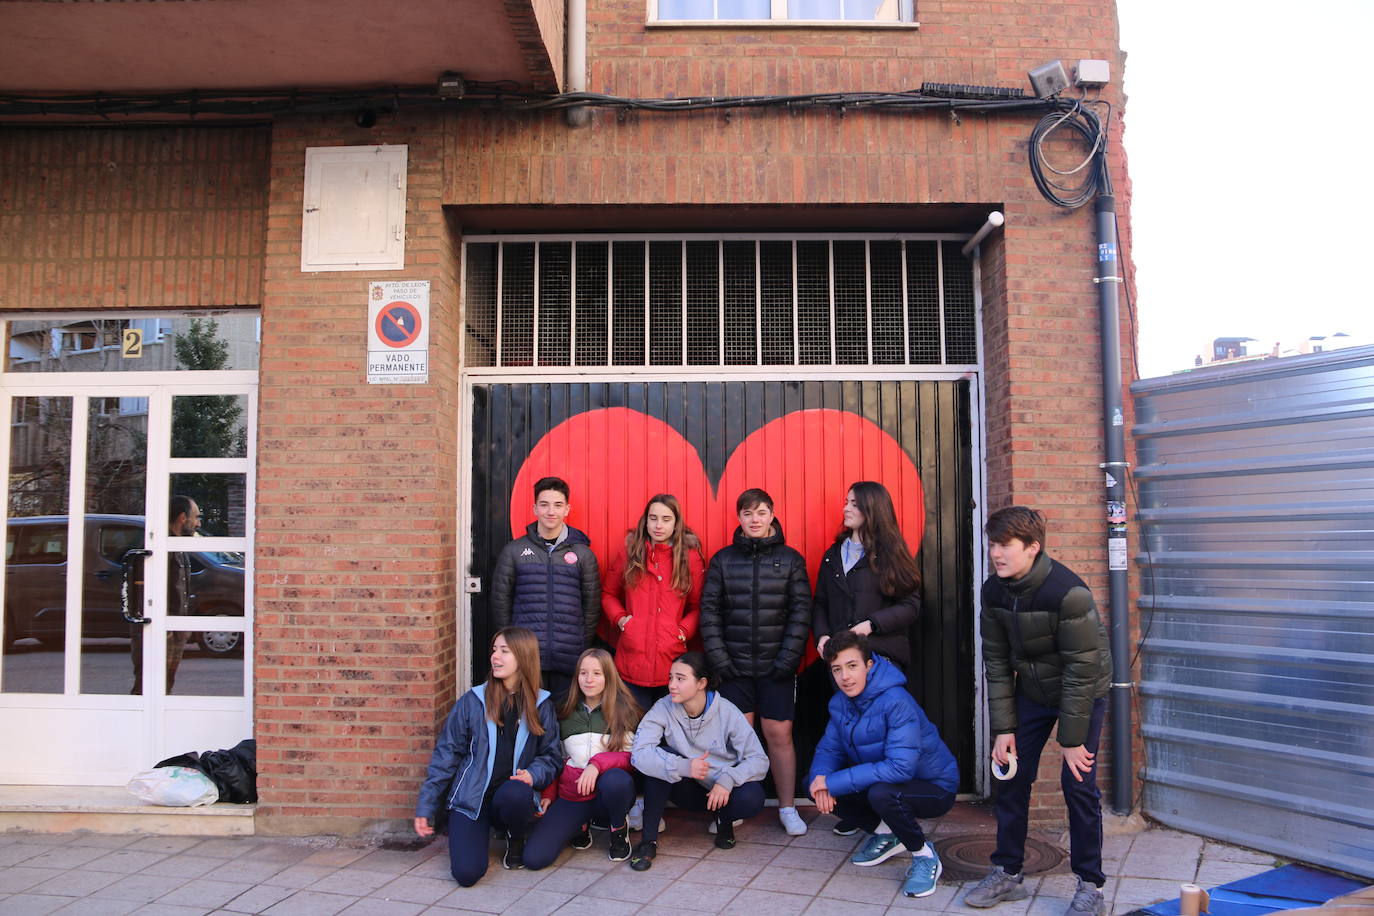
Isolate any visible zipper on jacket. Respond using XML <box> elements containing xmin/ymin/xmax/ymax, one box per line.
<box><xmin>751</xmin><ymin>547</ymin><xmax>761</xmax><ymax>673</ymax></box>
<box><xmin>448</xmin><ymin>734</ymin><xmax>478</xmax><ymax>809</ymax></box>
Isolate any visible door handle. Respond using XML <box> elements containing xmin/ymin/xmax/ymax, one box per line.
<box><xmin>120</xmin><ymin>548</ymin><xmax>152</xmax><ymax>625</ymax></box>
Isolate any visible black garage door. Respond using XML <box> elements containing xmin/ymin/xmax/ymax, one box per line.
<box><xmin>468</xmin><ymin>378</ymin><xmax>976</xmax><ymax>791</ymax></box>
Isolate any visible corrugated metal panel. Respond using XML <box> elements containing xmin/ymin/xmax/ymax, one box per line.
<box><xmin>1131</xmin><ymin>346</ymin><xmax>1374</xmax><ymax>879</ymax></box>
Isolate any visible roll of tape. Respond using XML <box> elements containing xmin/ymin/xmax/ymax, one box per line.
<box><xmin>992</xmin><ymin>753</ymin><xmax>1018</xmax><ymax>781</ymax></box>
<box><xmin>1180</xmin><ymin>883</ymin><xmax>1210</xmax><ymax>916</ymax></box>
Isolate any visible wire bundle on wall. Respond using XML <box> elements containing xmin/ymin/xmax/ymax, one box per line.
<box><xmin>1028</xmin><ymin>99</ymin><xmax>1112</xmax><ymax>209</ymax></box>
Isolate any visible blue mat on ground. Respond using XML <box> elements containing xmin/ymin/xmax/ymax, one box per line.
<box><xmin>1141</xmin><ymin>864</ymin><xmax>1367</xmax><ymax>916</ymax></box>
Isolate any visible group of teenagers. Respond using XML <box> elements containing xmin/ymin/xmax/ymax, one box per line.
<box><xmin>415</xmin><ymin>477</ymin><xmax>1115</xmax><ymax>916</ymax></box>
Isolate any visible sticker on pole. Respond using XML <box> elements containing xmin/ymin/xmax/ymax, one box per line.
<box><xmin>368</xmin><ymin>281</ymin><xmax>429</xmax><ymax>384</ymax></box>
<box><xmin>1108</xmin><ymin>536</ymin><xmax>1128</xmax><ymax>571</ymax></box>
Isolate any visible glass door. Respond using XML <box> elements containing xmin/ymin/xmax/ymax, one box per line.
<box><xmin>2</xmin><ymin>371</ymin><xmax>255</xmax><ymax>784</ymax></box>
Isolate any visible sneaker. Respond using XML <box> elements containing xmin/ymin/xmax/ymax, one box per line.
<box><xmin>612</xmin><ymin>829</ymin><xmax>632</xmax><ymax>862</ymax></box>
<box><xmin>502</xmin><ymin>832</ymin><xmax>525</xmax><ymax>870</ymax></box>
<box><xmin>707</xmin><ymin>818</ymin><xmax>743</xmax><ymax>834</ymax></box>
<box><xmin>570</xmin><ymin>825</ymin><xmax>593</xmax><ymax>850</ymax></box>
<box><xmin>1066</xmin><ymin>877</ymin><xmax>1106</xmax><ymax>916</ymax></box>
<box><xmin>713</xmin><ymin>816</ymin><xmax>737</xmax><ymax>849</ymax></box>
<box><xmin>964</xmin><ymin>866</ymin><xmax>1028</xmax><ymax>908</ymax></box>
<box><xmin>629</xmin><ymin>840</ymin><xmax>658</xmax><ymax>871</ymax></box>
<box><xmin>902</xmin><ymin>848</ymin><xmax>943</xmax><ymax>898</ymax></box>
<box><xmin>851</xmin><ymin>832</ymin><xmax>907</xmax><ymax>867</ymax></box>
<box><xmin>832</xmin><ymin>819</ymin><xmax>860</xmax><ymax>836</ymax></box>
<box><xmin>778</xmin><ymin>806</ymin><xmax>808</xmax><ymax>836</ymax></box>
<box><xmin>627</xmin><ymin>797</ymin><xmax>644</xmax><ymax>831</ymax></box>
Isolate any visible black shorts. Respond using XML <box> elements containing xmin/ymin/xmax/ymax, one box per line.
<box><xmin>719</xmin><ymin>674</ymin><xmax>797</xmax><ymax>721</ymax></box>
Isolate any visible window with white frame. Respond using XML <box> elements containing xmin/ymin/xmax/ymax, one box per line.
<box><xmin>651</xmin><ymin>0</ymin><xmax>914</xmax><ymax>24</ymax></box>
<box><xmin>463</xmin><ymin>236</ymin><xmax>976</xmax><ymax>369</ymax></box>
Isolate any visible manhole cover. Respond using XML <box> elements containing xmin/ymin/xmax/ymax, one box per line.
<box><xmin>937</xmin><ymin>834</ymin><xmax>1065</xmax><ymax>882</ymax></box>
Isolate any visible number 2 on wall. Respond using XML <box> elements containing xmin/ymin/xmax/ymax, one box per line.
<box><xmin>122</xmin><ymin>328</ymin><xmax>143</xmax><ymax>359</ymax></box>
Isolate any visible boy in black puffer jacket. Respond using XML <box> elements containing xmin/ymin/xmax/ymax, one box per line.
<box><xmin>967</xmin><ymin>506</ymin><xmax>1112</xmax><ymax>916</ymax></box>
<box><xmin>699</xmin><ymin>487</ymin><xmax>812</xmax><ymax>836</ymax></box>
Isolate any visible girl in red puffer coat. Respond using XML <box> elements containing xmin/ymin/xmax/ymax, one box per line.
<box><xmin>602</xmin><ymin>493</ymin><xmax>707</xmax><ymax>711</ymax></box>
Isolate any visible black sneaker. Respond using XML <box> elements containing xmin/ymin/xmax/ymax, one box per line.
<box><xmin>570</xmin><ymin>825</ymin><xmax>593</xmax><ymax>850</ymax></box>
<box><xmin>832</xmin><ymin>819</ymin><xmax>860</xmax><ymax>837</ymax></box>
<box><xmin>713</xmin><ymin>816</ymin><xmax>737</xmax><ymax>850</ymax></box>
<box><xmin>608</xmin><ymin>824</ymin><xmax>631</xmax><ymax>862</ymax></box>
<box><xmin>503</xmin><ymin>832</ymin><xmax>525</xmax><ymax>870</ymax></box>
<box><xmin>629</xmin><ymin>840</ymin><xmax>658</xmax><ymax>871</ymax></box>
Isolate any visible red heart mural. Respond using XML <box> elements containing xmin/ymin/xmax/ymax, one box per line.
<box><xmin>508</xmin><ymin>407</ymin><xmax>924</xmax><ymax>589</ymax></box>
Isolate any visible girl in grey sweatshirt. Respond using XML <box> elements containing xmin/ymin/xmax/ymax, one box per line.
<box><xmin>628</xmin><ymin>651</ymin><xmax>769</xmax><ymax>870</ymax></box>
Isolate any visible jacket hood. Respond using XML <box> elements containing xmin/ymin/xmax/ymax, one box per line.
<box><xmin>1000</xmin><ymin>551</ymin><xmax>1052</xmax><ymax>597</ymax></box>
<box><xmin>731</xmin><ymin>518</ymin><xmax>787</xmax><ymax>552</ymax></box>
<box><xmin>472</xmin><ymin>681</ymin><xmax>551</xmax><ymax>707</ymax></box>
<box><xmin>523</xmin><ymin>521</ymin><xmax>591</xmax><ymax>548</ymax></box>
<box><xmin>848</xmin><ymin>654</ymin><xmax>907</xmax><ymax>711</ymax></box>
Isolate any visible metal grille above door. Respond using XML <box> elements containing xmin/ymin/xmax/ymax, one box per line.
<box><xmin>464</xmin><ymin>238</ymin><xmax>978</xmax><ymax>369</ymax></box>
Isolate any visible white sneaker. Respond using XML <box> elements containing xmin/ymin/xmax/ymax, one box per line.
<box><xmin>707</xmin><ymin>818</ymin><xmax>743</xmax><ymax>834</ymax></box>
<box><xmin>778</xmin><ymin>806</ymin><xmax>808</xmax><ymax>836</ymax></box>
<box><xmin>627</xmin><ymin>798</ymin><xmax>644</xmax><ymax>831</ymax></box>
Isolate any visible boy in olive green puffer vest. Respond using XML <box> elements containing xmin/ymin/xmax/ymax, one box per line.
<box><xmin>966</xmin><ymin>507</ymin><xmax>1112</xmax><ymax>916</ymax></box>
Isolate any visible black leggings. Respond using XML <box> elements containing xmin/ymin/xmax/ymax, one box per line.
<box><xmin>640</xmin><ymin>774</ymin><xmax>766</xmax><ymax>843</ymax></box>
<box><xmin>523</xmin><ymin>768</ymin><xmax>637</xmax><ymax>870</ymax></box>
<box><xmin>446</xmin><ymin>780</ymin><xmax>538</xmax><ymax>887</ymax></box>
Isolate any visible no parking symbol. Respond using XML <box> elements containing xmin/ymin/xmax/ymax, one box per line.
<box><xmin>367</xmin><ymin>281</ymin><xmax>429</xmax><ymax>384</ymax></box>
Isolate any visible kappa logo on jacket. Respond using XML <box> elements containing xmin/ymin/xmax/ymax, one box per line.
<box><xmin>520</xmin><ymin>548</ymin><xmax>534</xmax><ymax>557</ymax></box>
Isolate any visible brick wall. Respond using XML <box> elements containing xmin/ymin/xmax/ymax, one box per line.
<box><xmin>439</xmin><ymin>0</ymin><xmax>1140</xmax><ymax>828</ymax></box>
<box><xmin>0</xmin><ymin>0</ymin><xmax>1141</xmax><ymax>835</ymax></box>
<box><xmin>0</xmin><ymin>127</ymin><xmax>269</xmax><ymax>312</ymax></box>
<box><xmin>252</xmin><ymin>117</ymin><xmax>462</xmax><ymax>835</ymax></box>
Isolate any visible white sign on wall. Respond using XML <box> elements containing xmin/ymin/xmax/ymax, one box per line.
<box><xmin>367</xmin><ymin>280</ymin><xmax>429</xmax><ymax>384</ymax></box>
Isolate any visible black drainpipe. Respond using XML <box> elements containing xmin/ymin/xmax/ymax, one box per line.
<box><xmin>1093</xmin><ymin>193</ymin><xmax>1134</xmax><ymax>815</ymax></box>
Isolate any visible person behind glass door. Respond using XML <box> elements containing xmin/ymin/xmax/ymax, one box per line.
<box><xmin>414</xmin><ymin>626</ymin><xmax>561</xmax><ymax>886</ymax></box>
<box><xmin>523</xmin><ymin>648</ymin><xmax>643</xmax><ymax>869</ymax></box>
<box><xmin>602</xmin><ymin>493</ymin><xmax>706</xmax><ymax>711</ymax></box>
<box><xmin>130</xmin><ymin>494</ymin><xmax>198</xmax><ymax>695</ymax></box>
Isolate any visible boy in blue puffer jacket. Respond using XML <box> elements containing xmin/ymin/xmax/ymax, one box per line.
<box><xmin>807</xmin><ymin>630</ymin><xmax>958</xmax><ymax>899</ymax></box>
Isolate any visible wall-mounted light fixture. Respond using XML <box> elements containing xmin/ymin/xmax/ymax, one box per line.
<box><xmin>1028</xmin><ymin>61</ymin><xmax>1069</xmax><ymax>98</ymax></box>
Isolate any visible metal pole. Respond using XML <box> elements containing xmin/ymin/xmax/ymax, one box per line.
<box><xmin>1094</xmin><ymin>193</ymin><xmax>1133</xmax><ymax>815</ymax></box>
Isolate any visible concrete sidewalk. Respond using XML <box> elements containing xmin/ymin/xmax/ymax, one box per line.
<box><xmin>0</xmin><ymin>804</ymin><xmax>1280</xmax><ymax>916</ymax></box>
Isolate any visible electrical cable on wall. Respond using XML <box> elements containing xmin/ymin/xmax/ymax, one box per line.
<box><xmin>1027</xmin><ymin>98</ymin><xmax>1112</xmax><ymax>209</ymax></box>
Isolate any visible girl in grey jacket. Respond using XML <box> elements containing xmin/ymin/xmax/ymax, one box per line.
<box><xmin>628</xmin><ymin>651</ymin><xmax>769</xmax><ymax>871</ymax></box>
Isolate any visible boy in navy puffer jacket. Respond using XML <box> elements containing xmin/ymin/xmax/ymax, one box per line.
<box><xmin>807</xmin><ymin>630</ymin><xmax>958</xmax><ymax>900</ymax></box>
<box><xmin>491</xmin><ymin>476</ymin><xmax>601</xmax><ymax>701</ymax></box>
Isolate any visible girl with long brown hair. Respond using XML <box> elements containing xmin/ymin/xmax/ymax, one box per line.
<box><xmin>810</xmin><ymin>481</ymin><xmax>922</xmax><ymax>838</ymax></box>
<box><xmin>523</xmin><ymin>648</ymin><xmax>644</xmax><ymax>868</ymax></box>
<box><xmin>414</xmin><ymin>627</ymin><xmax>562</xmax><ymax>886</ymax></box>
<box><xmin>602</xmin><ymin>493</ymin><xmax>707</xmax><ymax>710</ymax></box>
<box><xmin>812</xmin><ymin>481</ymin><xmax>922</xmax><ymax>667</ymax></box>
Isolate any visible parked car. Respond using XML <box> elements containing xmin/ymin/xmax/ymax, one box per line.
<box><xmin>3</xmin><ymin>515</ymin><xmax>245</xmax><ymax>656</ymax></box>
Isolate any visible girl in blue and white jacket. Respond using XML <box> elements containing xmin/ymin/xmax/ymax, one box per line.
<box><xmin>415</xmin><ymin>626</ymin><xmax>562</xmax><ymax>887</ymax></box>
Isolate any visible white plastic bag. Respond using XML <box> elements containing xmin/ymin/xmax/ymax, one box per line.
<box><xmin>126</xmin><ymin>766</ymin><xmax>219</xmax><ymax>807</ymax></box>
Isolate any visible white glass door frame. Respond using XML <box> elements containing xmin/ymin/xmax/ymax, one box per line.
<box><xmin>0</xmin><ymin>370</ymin><xmax>255</xmax><ymax>783</ymax></box>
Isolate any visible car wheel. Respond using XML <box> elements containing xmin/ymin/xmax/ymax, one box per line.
<box><xmin>195</xmin><ymin>621</ymin><xmax>244</xmax><ymax>657</ymax></box>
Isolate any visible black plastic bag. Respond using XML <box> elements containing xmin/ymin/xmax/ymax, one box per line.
<box><xmin>154</xmin><ymin>738</ymin><xmax>256</xmax><ymax>803</ymax></box>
